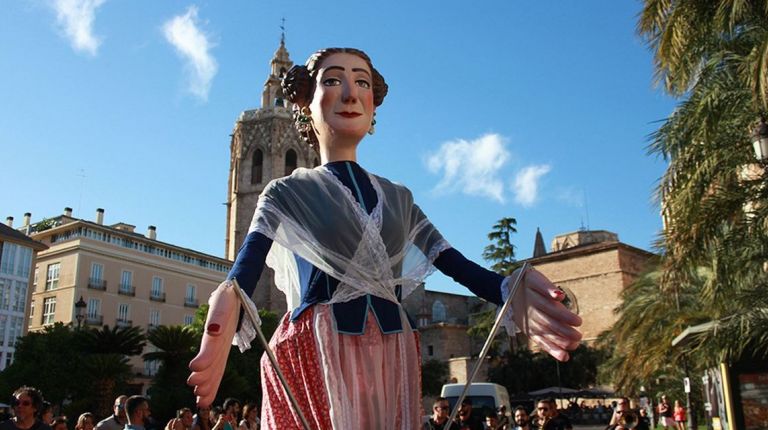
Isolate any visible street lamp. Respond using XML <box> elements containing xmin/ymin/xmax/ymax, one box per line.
<box><xmin>75</xmin><ymin>296</ymin><xmax>87</xmax><ymax>330</ymax></box>
<box><xmin>751</xmin><ymin>118</ymin><xmax>768</xmax><ymax>161</ymax></box>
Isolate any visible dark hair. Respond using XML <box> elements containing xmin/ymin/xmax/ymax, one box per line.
<box><xmin>241</xmin><ymin>403</ymin><xmax>257</xmax><ymax>420</ymax></box>
<box><xmin>177</xmin><ymin>408</ymin><xmax>192</xmax><ymax>418</ymax></box>
<box><xmin>282</xmin><ymin>47</ymin><xmax>388</xmax><ymax>145</ymax></box>
<box><xmin>39</xmin><ymin>400</ymin><xmax>52</xmax><ymax>420</ymax></box>
<box><xmin>223</xmin><ymin>398</ymin><xmax>240</xmax><ymax>412</ymax></box>
<box><xmin>432</xmin><ymin>397</ymin><xmax>448</xmax><ymax>408</ymax></box>
<box><xmin>13</xmin><ymin>386</ymin><xmax>44</xmax><ymax>413</ymax></box>
<box><xmin>125</xmin><ymin>395</ymin><xmax>148</xmax><ymax>420</ymax></box>
<box><xmin>514</xmin><ymin>406</ymin><xmax>528</xmax><ymax>414</ymax></box>
<box><xmin>51</xmin><ymin>416</ymin><xmax>68</xmax><ymax>429</ymax></box>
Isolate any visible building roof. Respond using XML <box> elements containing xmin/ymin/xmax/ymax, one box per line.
<box><xmin>523</xmin><ymin>239</ymin><xmax>656</xmax><ymax>264</ymax></box>
<box><xmin>31</xmin><ymin>216</ymin><xmax>229</xmax><ymax>264</ymax></box>
<box><xmin>0</xmin><ymin>223</ymin><xmax>48</xmax><ymax>251</ymax></box>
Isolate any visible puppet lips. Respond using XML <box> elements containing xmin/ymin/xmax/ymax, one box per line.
<box><xmin>336</xmin><ymin>112</ymin><xmax>362</xmax><ymax>118</ymax></box>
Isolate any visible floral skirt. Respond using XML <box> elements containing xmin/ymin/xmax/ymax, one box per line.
<box><xmin>260</xmin><ymin>304</ymin><xmax>422</xmax><ymax>429</ymax></box>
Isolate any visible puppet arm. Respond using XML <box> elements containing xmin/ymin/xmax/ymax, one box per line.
<box><xmin>434</xmin><ymin>248</ymin><xmax>581</xmax><ymax>361</ymax></box>
<box><xmin>187</xmin><ymin>231</ymin><xmax>273</xmax><ymax>407</ymax></box>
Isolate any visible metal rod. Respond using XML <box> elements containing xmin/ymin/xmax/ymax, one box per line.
<box><xmin>231</xmin><ymin>279</ymin><xmax>312</xmax><ymax>430</ymax></box>
<box><xmin>444</xmin><ymin>262</ymin><xmax>530</xmax><ymax>429</ymax></box>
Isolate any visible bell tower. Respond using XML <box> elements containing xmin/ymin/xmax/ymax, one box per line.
<box><xmin>225</xmin><ymin>36</ymin><xmax>320</xmax><ymax>312</ymax></box>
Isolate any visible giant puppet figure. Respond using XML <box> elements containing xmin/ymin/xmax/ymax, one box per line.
<box><xmin>188</xmin><ymin>48</ymin><xmax>583</xmax><ymax>429</ymax></box>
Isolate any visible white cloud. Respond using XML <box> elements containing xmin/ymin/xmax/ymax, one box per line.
<box><xmin>426</xmin><ymin>133</ymin><xmax>510</xmax><ymax>203</ymax></box>
<box><xmin>512</xmin><ymin>164</ymin><xmax>551</xmax><ymax>207</ymax></box>
<box><xmin>555</xmin><ymin>186</ymin><xmax>584</xmax><ymax>207</ymax></box>
<box><xmin>51</xmin><ymin>0</ymin><xmax>106</xmax><ymax>56</ymax></box>
<box><xmin>163</xmin><ymin>6</ymin><xmax>218</xmax><ymax>101</ymax></box>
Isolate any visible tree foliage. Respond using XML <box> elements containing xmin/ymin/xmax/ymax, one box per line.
<box><xmin>422</xmin><ymin>359</ymin><xmax>449</xmax><ymax>397</ymax></box>
<box><xmin>487</xmin><ymin>345</ymin><xmax>603</xmax><ymax>397</ymax></box>
<box><xmin>482</xmin><ymin>217</ymin><xmax>519</xmax><ymax>276</ymax></box>
<box><xmin>598</xmin><ymin>0</ymin><xmax>768</xmax><ymax>397</ymax></box>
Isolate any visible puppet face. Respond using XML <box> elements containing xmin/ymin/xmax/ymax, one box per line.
<box><xmin>309</xmin><ymin>53</ymin><xmax>375</xmax><ymax>146</ymax></box>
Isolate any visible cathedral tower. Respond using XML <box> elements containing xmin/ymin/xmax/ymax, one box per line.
<box><xmin>225</xmin><ymin>37</ymin><xmax>319</xmax><ymax>312</ymax></box>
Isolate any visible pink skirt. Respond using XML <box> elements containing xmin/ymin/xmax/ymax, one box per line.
<box><xmin>260</xmin><ymin>304</ymin><xmax>422</xmax><ymax>429</ymax></box>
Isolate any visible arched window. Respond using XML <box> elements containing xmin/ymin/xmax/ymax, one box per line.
<box><xmin>432</xmin><ymin>300</ymin><xmax>446</xmax><ymax>323</ymax></box>
<box><xmin>251</xmin><ymin>149</ymin><xmax>263</xmax><ymax>184</ymax></box>
<box><xmin>284</xmin><ymin>149</ymin><xmax>297</xmax><ymax>176</ymax></box>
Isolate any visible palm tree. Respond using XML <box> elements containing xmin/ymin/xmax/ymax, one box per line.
<box><xmin>144</xmin><ymin>325</ymin><xmax>199</xmax><ymax>365</ymax></box>
<box><xmin>84</xmin><ymin>353</ymin><xmax>132</xmax><ymax>418</ymax></box>
<box><xmin>77</xmin><ymin>325</ymin><xmax>146</xmax><ymax>356</ymax></box>
<box><xmin>638</xmin><ymin>0</ymin><xmax>768</xmax><ymax>110</ymax></box>
<box><xmin>630</xmin><ymin>0</ymin><xmax>768</xmax><ymax>371</ymax></box>
<box><xmin>144</xmin><ymin>325</ymin><xmax>200</xmax><ymax>421</ymax></box>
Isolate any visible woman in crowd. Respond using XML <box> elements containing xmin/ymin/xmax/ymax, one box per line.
<box><xmin>188</xmin><ymin>47</ymin><xmax>582</xmax><ymax>429</ymax></box>
<box><xmin>75</xmin><ymin>413</ymin><xmax>95</xmax><ymax>430</ymax></box>
<box><xmin>237</xmin><ymin>403</ymin><xmax>259</xmax><ymax>430</ymax></box>
<box><xmin>673</xmin><ymin>400</ymin><xmax>686</xmax><ymax>430</ymax></box>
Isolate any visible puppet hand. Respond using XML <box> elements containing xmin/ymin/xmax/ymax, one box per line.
<box><xmin>188</xmin><ymin>280</ymin><xmax>239</xmax><ymax>407</ymax></box>
<box><xmin>508</xmin><ymin>267</ymin><xmax>582</xmax><ymax>361</ymax></box>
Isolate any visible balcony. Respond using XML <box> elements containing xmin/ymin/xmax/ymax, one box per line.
<box><xmin>118</xmin><ymin>284</ymin><xmax>136</xmax><ymax>296</ymax></box>
<box><xmin>86</xmin><ymin>314</ymin><xmax>103</xmax><ymax>326</ymax></box>
<box><xmin>116</xmin><ymin>318</ymin><xmax>132</xmax><ymax>328</ymax></box>
<box><xmin>184</xmin><ymin>298</ymin><xmax>199</xmax><ymax>308</ymax></box>
<box><xmin>87</xmin><ymin>278</ymin><xmax>107</xmax><ymax>291</ymax></box>
<box><xmin>149</xmin><ymin>292</ymin><xmax>166</xmax><ymax>302</ymax></box>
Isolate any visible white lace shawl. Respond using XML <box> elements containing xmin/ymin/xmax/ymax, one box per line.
<box><xmin>234</xmin><ymin>165</ymin><xmax>451</xmax><ymax>350</ymax></box>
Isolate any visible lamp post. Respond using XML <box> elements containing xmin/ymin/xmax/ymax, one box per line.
<box><xmin>75</xmin><ymin>296</ymin><xmax>86</xmax><ymax>330</ymax></box>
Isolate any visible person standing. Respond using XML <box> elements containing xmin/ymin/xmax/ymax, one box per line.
<box><xmin>124</xmin><ymin>396</ymin><xmax>151</xmax><ymax>430</ymax></box>
<box><xmin>237</xmin><ymin>403</ymin><xmax>259</xmax><ymax>430</ymax></box>
<box><xmin>673</xmin><ymin>400</ymin><xmax>686</xmax><ymax>430</ymax></box>
<box><xmin>96</xmin><ymin>396</ymin><xmax>128</xmax><ymax>430</ymax></box>
<box><xmin>657</xmin><ymin>396</ymin><xmax>673</xmax><ymax>429</ymax></box>
<box><xmin>423</xmin><ymin>398</ymin><xmax>459</xmax><ymax>430</ymax></box>
<box><xmin>0</xmin><ymin>387</ymin><xmax>51</xmax><ymax>430</ymax></box>
<box><xmin>511</xmin><ymin>406</ymin><xmax>532</xmax><ymax>430</ymax></box>
<box><xmin>76</xmin><ymin>413</ymin><xmax>95</xmax><ymax>430</ymax></box>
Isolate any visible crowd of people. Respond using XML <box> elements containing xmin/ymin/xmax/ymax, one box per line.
<box><xmin>0</xmin><ymin>387</ymin><xmax>259</xmax><ymax>430</ymax></box>
<box><xmin>1</xmin><ymin>384</ymin><xmax>692</xmax><ymax>430</ymax></box>
<box><xmin>423</xmin><ymin>394</ymin><xmax>689</xmax><ymax>430</ymax></box>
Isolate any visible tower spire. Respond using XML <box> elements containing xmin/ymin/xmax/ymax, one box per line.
<box><xmin>261</xmin><ymin>29</ymin><xmax>293</xmax><ymax>108</ymax></box>
<box><xmin>533</xmin><ymin>227</ymin><xmax>547</xmax><ymax>257</ymax></box>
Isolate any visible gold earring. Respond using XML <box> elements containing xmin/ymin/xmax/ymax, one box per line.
<box><xmin>368</xmin><ymin>112</ymin><xmax>377</xmax><ymax>135</ymax></box>
<box><xmin>297</xmin><ymin>107</ymin><xmax>312</xmax><ymax>133</ymax></box>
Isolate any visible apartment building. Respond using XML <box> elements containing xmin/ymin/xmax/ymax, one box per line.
<box><xmin>26</xmin><ymin>207</ymin><xmax>231</xmax><ymax>376</ymax></box>
<box><xmin>0</xmin><ymin>217</ymin><xmax>48</xmax><ymax>370</ymax></box>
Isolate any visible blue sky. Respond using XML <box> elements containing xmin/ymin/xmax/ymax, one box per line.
<box><xmin>1</xmin><ymin>1</ymin><xmax>675</xmax><ymax>295</ymax></box>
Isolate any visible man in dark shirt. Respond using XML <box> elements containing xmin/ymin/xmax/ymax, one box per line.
<box><xmin>455</xmin><ymin>399</ymin><xmax>483</xmax><ymax>430</ymax></box>
<box><xmin>423</xmin><ymin>397</ymin><xmax>459</xmax><ymax>430</ymax></box>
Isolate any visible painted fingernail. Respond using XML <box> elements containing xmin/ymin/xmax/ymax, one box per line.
<box><xmin>207</xmin><ymin>323</ymin><xmax>220</xmax><ymax>332</ymax></box>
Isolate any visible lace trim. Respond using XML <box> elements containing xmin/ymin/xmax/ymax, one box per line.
<box><xmin>499</xmin><ymin>275</ymin><xmax>520</xmax><ymax>335</ymax></box>
<box><xmin>317</xmin><ymin>165</ymin><xmax>384</xmax><ymax>229</ymax></box>
<box><xmin>232</xmin><ymin>292</ymin><xmax>262</xmax><ymax>353</ymax></box>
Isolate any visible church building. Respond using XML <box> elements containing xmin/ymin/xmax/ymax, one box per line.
<box><xmin>225</xmin><ymin>37</ymin><xmax>319</xmax><ymax>312</ymax></box>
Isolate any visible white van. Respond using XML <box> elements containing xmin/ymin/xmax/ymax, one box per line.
<box><xmin>440</xmin><ymin>382</ymin><xmax>511</xmax><ymax>420</ymax></box>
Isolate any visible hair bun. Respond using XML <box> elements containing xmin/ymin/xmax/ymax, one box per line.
<box><xmin>282</xmin><ymin>65</ymin><xmax>312</xmax><ymax>107</ymax></box>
